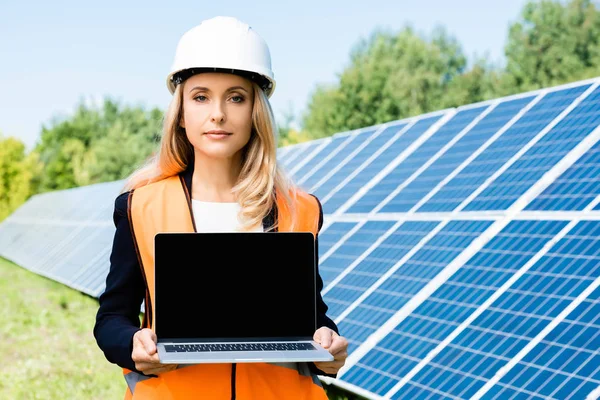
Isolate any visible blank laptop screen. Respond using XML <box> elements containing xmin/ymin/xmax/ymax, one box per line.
<box><xmin>154</xmin><ymin>232</ymin><xmax>317</xmax><ymax>340</ymax></box>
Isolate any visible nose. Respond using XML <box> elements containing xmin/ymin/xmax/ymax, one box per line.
<box><xmin>210</xmin><ymin>101</ymin><xmax>226</xmax><ymax>123</ymax></box>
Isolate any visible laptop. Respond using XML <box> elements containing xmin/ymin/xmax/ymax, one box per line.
<box><xmin>154</xmin><ymin>231</ymin><xmax>334</xmax><ymax>364</ymax></box>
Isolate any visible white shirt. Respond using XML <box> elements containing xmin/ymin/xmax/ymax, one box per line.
<box><xmin>191</xmin><ymin>199</ymin><xmax>264</xmax><ymax>232</ymax></box>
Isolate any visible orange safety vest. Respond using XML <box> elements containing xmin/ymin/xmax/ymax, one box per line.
<box><xmin>122</xmin><ymin>175</ymin><xmax>329</xmax><ymax>400</ymax></box>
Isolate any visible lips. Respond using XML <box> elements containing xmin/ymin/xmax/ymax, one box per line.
<box><xmin>205</xmin><ymin>130</ymin><xmax>232</xmax><ymax>135</ymax></box>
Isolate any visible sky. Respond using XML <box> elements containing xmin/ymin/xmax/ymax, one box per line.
<box><xmin>1</xmin><ymin>0</ymin><xmax>530</xmax><ymax>151</ymax></box>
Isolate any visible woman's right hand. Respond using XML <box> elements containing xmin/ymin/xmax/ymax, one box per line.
<box><xmin>132</xmin><ymin>328</ymin><xmax>178</xmax><ymax>375</ymax></box>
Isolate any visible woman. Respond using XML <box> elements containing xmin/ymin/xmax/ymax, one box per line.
<box><xmin>93</xmin><ymin>15</ymin><xmax>348</xmax><ymax>399</ymax></box>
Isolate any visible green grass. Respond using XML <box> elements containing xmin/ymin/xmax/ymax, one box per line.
<box><xmin>0</xmin><ymin>257</ymin><xmax>125</xmax><ymax>399</ymax></box>
<box><xmin>0</xmin><ymin>257</ymin><xmax>364</xmax><ymax>399</ymax></box>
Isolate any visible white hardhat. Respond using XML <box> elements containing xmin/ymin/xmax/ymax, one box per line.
<box><xmin>166</xmin><ymin>16</ymin><xmax>276</xmax><ymax>98</ymax></box>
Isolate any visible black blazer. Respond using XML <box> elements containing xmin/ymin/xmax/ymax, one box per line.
<box><xmin>93</xmin><ymin>162</ymin><xmax>339</xmax><ymax>377</ymax></box>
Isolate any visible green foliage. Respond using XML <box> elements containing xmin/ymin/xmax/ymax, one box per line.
<box><xmin>35</xmin><ymin>97</ymin><xmax>162</xmax><ymax>192</ymax></box>
<box><xmin>302</xmin><ymin>24</ymin><xmax>470</xmax><ymax>138</ymax></box>
<box><xmin>302</xmin><ymin>0</ymin><xmax>600</xmax><ymax>138</ymax></box>
<box><xmin>502</xmin><ymin>0</ymin><xmax>600</xmax><ymax>93</ymax></box>
<box><xmin>439</xmin><ymin>58</ymin><xmax>505</xmax><ymax>109</ymax></box>
<box><xmin>0</xmin><ymin>134</ymin><xmax>42</xmax><ymax>222</ymax></box>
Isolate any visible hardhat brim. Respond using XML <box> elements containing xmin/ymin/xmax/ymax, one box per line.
<box><xmin>167</xmin><ymin>67</ymin><xmax>276</xmax><ymax>98</ymax></box>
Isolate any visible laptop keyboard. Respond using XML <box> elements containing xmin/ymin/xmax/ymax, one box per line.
<box><xmin>164</xmin><ymin>342</ymin><xmax>316</xmax><ymax>353</ymax></box>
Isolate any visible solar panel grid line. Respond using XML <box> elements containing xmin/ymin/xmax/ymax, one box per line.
<box><xmin>523</xmin><ymin>128</ymin><xmax>600</xmax><ymax>211</ymax></box>
<box><xmin>325</xmin><ymin>114</ymin><xmax>455</xmax><ymax>215</ymax></box>
<box><xmin>497</xmin><ymin>324</ymin><xmax>600</xmax><ymax>398</ymax></box>
<box><xmin>382</xmin><ymin>218</ymin><xmax>577</xmax><ymax>398</ymax></box>
<box><xmin>324</xmin><ymin>212</ymin><xmax>505</xmax><ymax>223</ymax></box>
<box><xmin>321</xmin><ymin>220</ymin><xmax>404</xmax><ymax>295</ymax></box>
<box><xmin>386</xmin><ymin>217</ymin><xmax>600</xmax><ymax>400</ymax></box>
<box><xmin>295</xmin><ymin>129</ymin><xmax>365</xmax><ymax>185</ymax></box>
<box><xmin>587</xmin><ymin>386</ymin><xmax>600</xmax><ymax>400</ymax></box>
<box><xmin>279</xmin><ymin>141</ymin><xmax>311</xmax><ymax>169</ymax></box>
<box><xmin>285</xmin><ymin>138</ymin><xmax>331</xmax><ymax>177</ymax></box>
<box><xmin>368</xmin><ymin>103</ymin><xmax>498</xmax><ymax>215</ymax></box>
<box><xmin>471</xmin><ymin>275</ymin><xmax>600</xmax><ymax>399</ymax></box>
<box><xmin>319</xmin><ymin>120</ymin><xmax>417</xmax><ymax>206</ymax></box>
<box><xmin>517</xmin><ymin>211</ymin><xmax>600</xmax><ymax>221</ymax></box>
<box><xmin>476</xmin><ymin>196</ymin><xmax>600</xmax><ymax>400</ymax></box>
<box><xmin>59</xmin><ymin>229</ymin><xmax>112</xmax><ymax>283</ymax></box>
<box><xmin>38</xmin><ymin>228</ymin><xmax>103</xmax><ymax>277</ymax></box>
<box><xmin>333</xmin><ymin>110</ymin><xmax>457</xmax><ymax>216</ymax></box>
<box><xmin>467</xmin><ymin>86</ymin><xmax>600</xmax><ymax>213</ymax></box>
<box><xmin>418</xmin><ymin>87</ymin><xmax>599</xmax><ymax>214</ymax></box>
<box><xmin>26</xmin><ymin>206</ymin><xmax>110</xmax><ymax>274</ymax></box>
<box><xmin>508</xmin><ymin>119</ymin><xmax>600</xmax><ymax>214</ymax></box>
<box><xmin>335</xmin><ymin>220</ymin><xmax>456</xmax><ymax>374</ymax></box>
<box><xmin>331</xmin><ymin>220</ymin><xmax>449</xmax><ymax>325</ymax></box>
<box><xmin>277</xmin><ymin>145</ymin><xmax>300</xmax><ymax>166</ymax></box>
<box><xmin>457</xmin><ymin>81</ymin><xmax>600</xmax><ymax>214</ymax></box>
<box><xmin>407</xmin><ymin>92</ymin><xmax>545</xmax><ymax>214</ymax></box>
<box><xmin>318</xmin><ymin>220</ymin><xmax>367</xmax><ymax>266</ymax></box>
<box><xmin>0</xmin><ymin>218</ymin><xmax>113</xmax><ymax>226</ymax></box>
<box><xmin>300</xmin><ymin>128</ymin><xmax>382</xmax><ymax>193</ymax></box>
<box><xmin>337</xmin><ymin>218</ymin><xmax>502</xmax><ymax>379</ymax></box>
<box><xmin>308</xmin><ymin>123</ymin><xmax>390</xmax><ymax>193</ymax></box>
<box><xmin>276</xmin><ymin>145</ymin><xmax>292</xmax><ymax>159</ymax></box>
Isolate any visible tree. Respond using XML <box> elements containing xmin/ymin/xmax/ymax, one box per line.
<box><xmin>439</xmin><ymin>57</ymin><xmax>505</xmax><ymax>109</ymax></box>
<box><xmin>302</xmin><ymin>24</ymin><xmax>468</xmax><ymax>138</ymax></box>
<box><xmin>0</xmin><ymin>134</ymin><xmax>42</xmax><ymax>222</ymax></box>
<box><xmin>34</xmin><ymin>97</ymin><xmax>162</xmax><ymax>192</ymax></box>
<box><xmin>503</xmin><ymin>0</ymin><xmax>600</xmax><ymax>92</ymax></box>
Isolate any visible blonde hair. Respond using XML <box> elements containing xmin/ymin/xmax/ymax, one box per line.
<box><xmin>121</xmin><ymin>79</ymin><xmax>298</xmax><ymax>232</ymax></box>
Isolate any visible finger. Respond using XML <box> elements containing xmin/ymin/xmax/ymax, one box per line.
<box><xmin>139</xmin><ymin>329</ymin><xmax>158</xmax><ymax>354</ymax></box>
<box><xmin>132</xmin><ymin>346</ymin><xmax>160</xmax><ymax>364</ymax></box>
<box><xmin>328</xmin><ymin>337</ymin><xmax>348</xmax><ymax>356</ymax></box>
<box><xmin>315</xmin><ymin>328</ymin><xmax>333</xmax><ymax>349</ymax></box>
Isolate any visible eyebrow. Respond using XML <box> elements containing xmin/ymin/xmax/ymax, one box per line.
<box><xmin>188</xmin><ymin>86</ymin><xmax>250</xmax><ymax>94</ymax></box>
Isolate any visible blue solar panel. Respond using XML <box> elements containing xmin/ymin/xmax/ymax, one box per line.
<box><xmin>0</xmin><ymin>180</ymin><xmax>122</xmax><ymax>297</ymax></box>
<box><xmin>378</xmin><ymin>97</ymin><xmax>535</xmax><ymax>213</ymax></box>
<box><xmin>465</xmin><ymin>84</ymin><xmax>600</xmax><ymax>211</ymax></box>
<box><xmin>286</xmin><ymin>140</ymin><xmax>328</xmax><ymax>179</ymax></box>
<box><xmin>291</xmin><ymin>135</ymin><xmax>350</xmax><ymax>182</ymax></box>
<box><xmin>342</xmin><ymin>219</ymin><xmax>567</xmax><ymax>398</ymax></box>
<box><xmin>320</xmin><ymin>114</ymin><xmax>444</xmax><ymax>215</ymax></box>
<box><xmin>318</xmin><ymin>221</ymin><xmax>358</xmax><ymax>255</ymax></box>
<box><xmin>419</xmin><ymin>85</ymin><xmax>591</xmax><ymax>213</ymax></box>
<box><xmin>313</xmin><ymin>123</ymin><xmax>406</xmax><ymax>203</ymax></box>
<box><xmin>317</xmin><ymin>221</ymin><xmax>361</xmax><ymax>286</ymax></box>
<box><xmin>335</xmin><ymin>220</ymin><xmax>492</xmax><ymax>360</ymax></box>
<box><xmin>324</xmin><ymin>221</ymin><xmax>437</xmax><ymax>319</ymax></box>
<box><xmin>279</xmin><ymin>143</ymin><xmax>306</xmax><ymax>169</ymax></box>
<box><xmin>384</xmin><ymin>220</ymin><xmax>600</xmax><ymax>399</ymax></box>
<box><xmin>299</xmin><ymin>128</ymin><xmax>378</xmax><ymax>192</ymax></box>
<box><xmin>484</xmin><ymin>285</ymin><xmax>600</xmax><ymax>399</ymax></box>
<box><xmin>526</xmin><ymin>138</ymin><xmax>600</xmax><ymax>211</ymax></box>
<box><xmin>346</xmin><ymin>109</ymin><xmax>483</xmax><ymax>214</ymax></box>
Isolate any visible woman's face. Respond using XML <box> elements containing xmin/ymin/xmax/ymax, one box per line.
<box><xmin>181</xmin><ymin>72</ymin><xmax>254</xmax><ymax>160</ymax></box>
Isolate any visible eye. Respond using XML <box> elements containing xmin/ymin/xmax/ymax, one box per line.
<box><xmin>231</xmin><ymin>95</ymin><xmax>244</xmax><ymax>103</ymax></box>
<box><xmin>194</xmin><ymin>95</ymin><xmax>207</xmax><ymax>102</ymax></box>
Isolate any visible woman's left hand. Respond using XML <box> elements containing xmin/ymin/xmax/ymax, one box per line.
<box><xmin>312</xmin><ymin>326</ymin><xmax>348</xmax><ymax>375</ymax></box>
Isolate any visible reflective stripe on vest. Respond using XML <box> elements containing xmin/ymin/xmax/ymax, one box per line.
<box><xmin>122</xmin><ymin>175</ymin><xmax>328</xmax><ymax>400</ymax></box>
